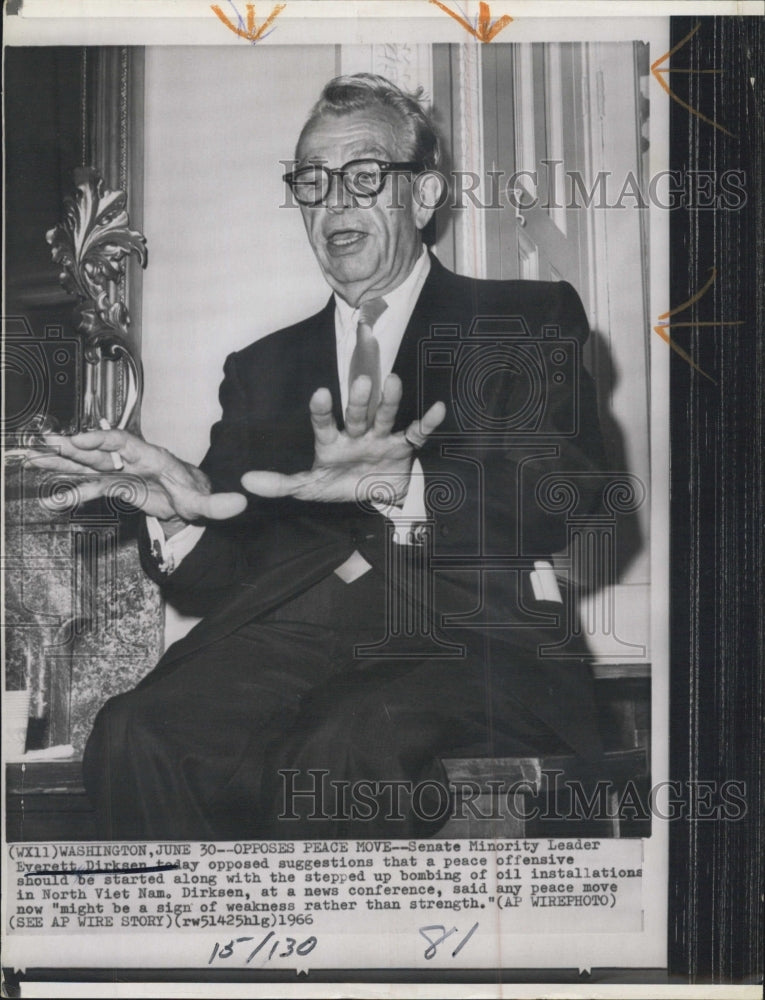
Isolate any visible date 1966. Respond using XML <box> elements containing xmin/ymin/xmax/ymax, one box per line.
<box><xmin>208</xmin><ymin>923</ymin><xmax>480</xmax><ymax>965</ymax></box>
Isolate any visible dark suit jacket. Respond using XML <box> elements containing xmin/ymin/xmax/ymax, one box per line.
<box><xmin>140</xmin><ymin>254</ymin><xmax>609</xmax><ymax>760</ymax></box>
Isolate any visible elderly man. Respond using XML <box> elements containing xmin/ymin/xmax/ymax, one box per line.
<box><xmin>32</xmin><ymin>74</ymin><xmax>608</xmax><ymax>840</ymax></box>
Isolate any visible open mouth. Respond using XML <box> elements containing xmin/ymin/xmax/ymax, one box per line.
<box><xmin>325</xmin><ymin>229</ymin><xmax>368</xmax><ymax>254</ymax></box>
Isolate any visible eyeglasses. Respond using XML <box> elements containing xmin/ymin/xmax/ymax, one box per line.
<box><xmin>283</xmin><ymin>158</ymin><xmax>422</xmax><ymax>206</ymax></box>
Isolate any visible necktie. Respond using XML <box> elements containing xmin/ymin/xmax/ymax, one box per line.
<box><xmin>348</xmin><ymin>297</ymin><xmax>387</xmax><ymax>428</ymax></box>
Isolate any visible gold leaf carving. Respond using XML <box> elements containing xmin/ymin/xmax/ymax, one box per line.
<box><xmin>46</xmin><ymin>166</ymin><xmax>147</xmax><ymax>338</ymax></box>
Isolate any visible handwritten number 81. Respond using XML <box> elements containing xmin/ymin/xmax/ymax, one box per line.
<box><xmin>419</xmin><ymin>922</ymin><xmax>479</xmax><ymax>960</ymax></box>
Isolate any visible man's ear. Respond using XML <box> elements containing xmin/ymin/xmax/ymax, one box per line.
<box><xmin>413</xmin><ymin>171</ymin><xmax>446</xmax><ymax>229</ymax></box>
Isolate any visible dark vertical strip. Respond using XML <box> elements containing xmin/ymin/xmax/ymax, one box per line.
<box><xmin>126</xmin><ymin>47</ymin><xmax>145</xmax><ymax>361</ymax></box>
<box><xmin>118</xmin><ymin>47</ymin><xmax>129</xmax><ymax>193</ymax></box>
<box><xmin>80</xmin><ymin>48</ymin><xmax>88</xmax><ymax>167</ymax></box>
<box><xmin>668</xmin><ymin>15</ymin><xmax>763</xmax><ymax>984</ymax></box>
<box><xmin>432</xmin><ymin>42</ymin><xmax>456</xmax><ymax>271</ymax></box>
<box><xmin>480</xmin><ymin>43</ymin><xmax>500</xmax><ymax>280</ymax></box>
<box><xmin>633</xmin><ymin>41</ymin><xmax>652</xmax><ymax>390</ymax></box>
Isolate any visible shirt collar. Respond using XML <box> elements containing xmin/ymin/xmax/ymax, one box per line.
<box><xmin>334</xmin><ymin>246</ymin><xmax>430</xmax><ymax>335</ymax></box>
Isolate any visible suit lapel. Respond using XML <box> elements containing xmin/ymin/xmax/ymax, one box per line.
<box><xmin>273</xmin><ymin>298</ymin><xmax>341</xmax><ymax>472</ymax></box>
<box><xmin>301</xmin><ymin>296</ymin><xmax>343</xmax><ymax>425</ymax></box>
<box><xmin>391</xmin><ymin>253</ymin><xmax>469</xmax><ymax>432</ymax></box>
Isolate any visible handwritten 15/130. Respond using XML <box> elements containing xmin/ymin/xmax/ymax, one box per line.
<box><xmin>208</xmin><ymin>923</ymin><xmax>480</xmax><ymax>965</ymax></box>
<box><xmin>209</xmin><ymin>930</ymin><xmax>317</xmax><ymax>965</ymax></box>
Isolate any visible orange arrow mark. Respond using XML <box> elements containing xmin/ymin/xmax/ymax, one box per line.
<box><xmin>654</xmin><ymin>268</ymin><xmax>743</xmax><ymax>384</ymax></box>
<box><xmin>429</xmin><ymin>0</ymin><xmax>513</xmax><ymax>43</ymax></box>
<box><xmin>211</xmin><ymin>2</ymin><xmax>286</xmax><ymax>43</ymax></box>
<box><xmin>651</xmin><ymin>23</ymin><xmax>735</xmax><ymax>138</ymax></box>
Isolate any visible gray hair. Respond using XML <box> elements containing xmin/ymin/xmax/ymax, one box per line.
<box><xmin>297</xmin><ymin>73</ymin><xmax>441</xmax><ymax>170</ymax></box>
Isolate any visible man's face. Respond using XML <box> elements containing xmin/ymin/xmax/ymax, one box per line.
<box><xmin>295</xmin><ymin>110</ymin><xmax>432</xmax><ymax>306</ymax></box>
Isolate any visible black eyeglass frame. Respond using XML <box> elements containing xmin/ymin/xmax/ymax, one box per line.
<box><xmin>283</xmin><ymin>158</ymin><xmax>423</xmax><ymax>206</ymax></box>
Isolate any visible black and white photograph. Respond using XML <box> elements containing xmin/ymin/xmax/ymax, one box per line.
<box><xmin>2</xmin><ymin>2</ymin><xmax>762</xmax><ymax>995</ymax></box>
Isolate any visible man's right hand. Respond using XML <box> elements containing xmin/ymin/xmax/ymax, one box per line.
<box><xmin>23</xmin><ymin>429</ymin><xmax>247</xmax><ymax>531</ymax></box>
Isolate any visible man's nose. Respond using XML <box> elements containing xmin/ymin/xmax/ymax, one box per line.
<box><xmin>325</xmin><ymin>171</ymin><xmax>353</xmax><ymax>214</ymax></box>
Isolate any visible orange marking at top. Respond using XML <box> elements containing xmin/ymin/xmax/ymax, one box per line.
<box><xmin>211</xmin><ymin>2</ymin><xmax>286</xmax><ymax>43</ymax></box>
<box><xmin>651</xmin><ymin>23</ymin><xmax>735</xmax><ymax>138</ymax></box>
<box><xmin>429</xmin><ymin>0</ymin><xmax>513</xmax><ymax>43</ymax></box>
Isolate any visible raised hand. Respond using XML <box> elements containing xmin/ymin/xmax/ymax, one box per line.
<box><xmin>22</xmin><ymin>429</ymin><xmax>247</xmax><ymax>528</ymax></box>
<box><xmin>241</xmin><ymin>374</ymin><xmax>446</xmax><ymax>505</ymax></box>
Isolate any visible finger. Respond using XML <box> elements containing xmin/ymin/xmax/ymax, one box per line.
<box><xmin>24</xmin><ymin>452</ymin><xmax>100</xmax><ymax>474</ymax></box>
<box><xmin>372</xmin><ymin>374</ymin><xmax>402</xmax><ymax>437</ymax></box>
<box><xmin>67</xmin><ymin>429</ymin><xmax>129</xmax><ymax>453</ymax></box>
<box><xmin>71</xmin><ymin>430</ymin><xmax>164</xmax><ymax>475</ymax></box>
<box><xmin>27</xmin><ymin>444</ymin><xmax>116</xmax><ymax>474</ymax></box>
<box><xmin>39</xmin><ymin>433</ymin><xmax>126</xmax><ymax>472</ymax></box>
<box><xmin>309</xmin><ymin>388</ymin><xmax>338</xmax><ymax>447</ymax></box>
<box><xmin>404</xmin><ymin>401</ymin><xmax>447</xmax><ymax>449</ymax></box>
<box><xmin>240</xmin><ymin>470</ymin><xmax>312</xmax><ymax>498</ymax></box>
<box><xmin>194</xmin><ymin>491</ymin><xmax>248</xmax><ymax>521</ymax></box>
<box><xmin>67</xmin><ymin>478</ymin><xmax>112</xmax><ymax>504</ymax></box>
<box><xmin>38</xmin><ymin>476</ymin><xmax>110</xmax><ymax>510</ymax></box>
<box><xmin>345</xmin><ymin>375</ymin><xmax>373</xmax><ymax>438</ymax></box>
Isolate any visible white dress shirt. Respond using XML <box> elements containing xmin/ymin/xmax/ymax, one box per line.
<box><xmin>147</xmin><ymin>247</ymin><xmax>432</xmax><ymax>576</ymax></box>
<box><xmin>333</xmin><ymin>246</ymin><xmax>430</xmax><ymax>413</ymax></box>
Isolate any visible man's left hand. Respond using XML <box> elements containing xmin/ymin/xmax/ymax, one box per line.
<box><xmin>241</xmin><ymin>374</ymin><xmax>446</xmax><ymax>505</ymax></box>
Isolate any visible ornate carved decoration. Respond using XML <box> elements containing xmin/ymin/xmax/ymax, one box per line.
<box><xmin>46</xmin><ymin>166</ymin><xmax>146</xmax><ymax>340</ymax></box>
<box><xmin>45</xmin><ymin>167</ymin><xmax>146</xmax><ymax>432</ymax></box>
